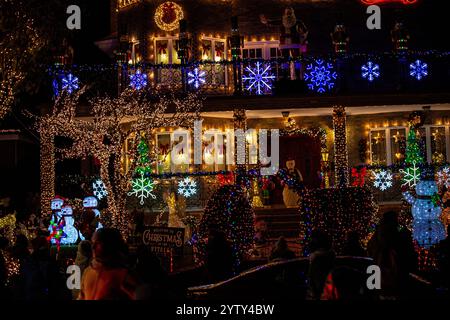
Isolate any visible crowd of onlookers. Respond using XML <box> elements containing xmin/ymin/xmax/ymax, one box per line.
<box><xmin>0</xmin><ymin>210</ymin><xmax>449</xmax><ymax>300</ymax></box>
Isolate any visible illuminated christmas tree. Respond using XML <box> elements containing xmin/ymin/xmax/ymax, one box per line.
<box><xmin>405</xmin><ymin>128</ymin><xmax>424</xmax><ymax>166</ymax></box>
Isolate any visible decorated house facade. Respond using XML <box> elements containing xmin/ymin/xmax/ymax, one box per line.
<box><xmin>42</xmin><ymin>0</ymin><xmax>450</xmax><ymax>243</ymax></box>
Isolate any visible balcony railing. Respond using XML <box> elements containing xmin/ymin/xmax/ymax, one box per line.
<box><xmin>49</xmin><ymin>51</ymin><xmax>450</xmax><ymax>98</ymax></box>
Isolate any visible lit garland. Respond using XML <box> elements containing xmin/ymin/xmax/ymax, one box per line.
<box><xmin>35</xmin><ymin>88</ymin><xmax>201</xmax><ymax>236</ymax></box>
<box><xmin>0</xmin><ymin>0</ymin><xmax>43</xmax><ymax>119</ymax></box>
<box><xmin>280</xmin><ymin>127</ymin><xmax>327</xmax><ymax>149</ymax></box>
<box><xmin>154</xmin><ymin>2</ymin><xmax>184</xmax><ymax>32</ymax></box>
<box><xmin>195</xmin><ymin>185</ymin><xmax>255</xmax><ymax>272</ymax></box>
<box><xmin>333</xmin><ymin>106</ymin><xmax>349</xmax><ymax>188</ymax></box>
<box><xmin>299</xmin><ymin>187</ymin><xmax>379</xmax><ymax>256</ymax></box>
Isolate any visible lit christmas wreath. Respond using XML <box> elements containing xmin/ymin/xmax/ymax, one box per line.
<box><xmin>154</xmin><ymin>2</ymin><xmax>184</xmax><ymax>32</ymax></box>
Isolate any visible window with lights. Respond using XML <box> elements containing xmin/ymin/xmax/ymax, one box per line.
<box><xmin>369</xmin><ymin>125</ymin><xmax>450</xmax><ymax>165</ymax></box>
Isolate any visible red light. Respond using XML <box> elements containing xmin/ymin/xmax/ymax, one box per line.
<box><xmin>361</xmin><ymin>0</ymin><xmax>418</xmax><ymax>5</ymax></box>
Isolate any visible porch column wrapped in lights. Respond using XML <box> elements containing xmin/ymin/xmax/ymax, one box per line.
<box><xmin>333</xmin><ymin>105</ymin><xmax>349</xmax><ymax>188</ymax></box>
<box><xmin>233</xmin><ymin>108</ymin><xmax>247</xmax><ymax>184</ymax></box>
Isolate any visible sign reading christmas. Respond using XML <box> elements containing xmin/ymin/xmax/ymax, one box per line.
<box><xmin>142</xmin><ymin>226</ymin><xmax>185</xmax><ymax>256</ymax></box>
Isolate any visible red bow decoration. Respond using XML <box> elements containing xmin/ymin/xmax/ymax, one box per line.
<box><xmin>214</xmin><ymin>43</ymin><xmax>224</xmax><ymax>58</ymax></box>
<box><xmin>202</xmin><ymin>43</ymin><xmax>211</xmax><ymax>56</ymax></box>
<box><xmin>157</xmin><ymin>43</ymin><xmax>167</xmax><ymax>55</ymax></box>
<box><xmin>218</xmin><ymin>172</ymin><xmax>234</xmax><ymax>186</ymax></box>
<box><xmin>159</xmin><ymin>143</ymin><xmax>170</xmax><ymax>155</ymax></box>
<box><xmin>351</xmin><ymin>168</ymin><xmax>367</xmax><ymax>187</ymax></box>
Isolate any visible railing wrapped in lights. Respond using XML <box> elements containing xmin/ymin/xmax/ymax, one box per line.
<box><xmin>47</xmin><ymin>50</ymin><xmax>450</xmax><ymax>97</ymax></box>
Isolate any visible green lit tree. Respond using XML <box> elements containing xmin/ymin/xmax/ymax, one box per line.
<box><xmin>405</xmin><ymin>128</ymin><xmax>424</xmax><ymax>165</ymax></box>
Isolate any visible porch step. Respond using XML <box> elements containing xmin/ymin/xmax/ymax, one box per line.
<box><xmin>255</xmin><ymin>207</ymin><xmax>302</xmax><ymax>240</ymax></box>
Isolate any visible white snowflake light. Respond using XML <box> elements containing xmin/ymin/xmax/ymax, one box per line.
<box><xmin>242</xmin><ymin>62</ymin><xmax>275</xmax><ymax>95</ymax></box>
<box><xmin>92</xmin><ymin>179</ymin><xmax>108</xmax><ymax>200</ymax></box>
<box><xmin>361</xmin><ymin>61</ymin><xmax>380</xmax><ymax>82</ymax></box>
<box><xmin>304</xmin><ymin>59</ymin><xmax>337</xmax><ymax>93</ymax></box>
<box><xmin>409</xmin><ymin>60</ymin><xmax>428</xmax><ymax>80</ymax></box>
<box><xmin>187</xmin><ymin>67</ymin><xmax>206</xmax><ymax>89</ymax></box>
<box><xmin>400</xmin><ymin>163</ymin><xmax>421</xmax><ymax>188</ymax></box>
<box><xmin>128</xmin><ymin>175</ymin><xmax>156</xmax><ymax>205</ymax></box>
<box><xmin>437</xmin><ymin>166</ymin><xmax>450</xmax><ymax>188</ymax></box>
<box><xmin>178</xmin><ymin>177</ymin><xmax>197</xmax><ymax>198</ymax></box>
<box><xmin>373</xmin><ymin>169</ymin><xmax>393</xmax><ymax>191</ymax></box>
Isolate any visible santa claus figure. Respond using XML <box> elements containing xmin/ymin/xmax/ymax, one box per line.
<box><xmin>260</xmin><ymin>7</ymin><xmax>308</xmax><ymax>58</ymax></box>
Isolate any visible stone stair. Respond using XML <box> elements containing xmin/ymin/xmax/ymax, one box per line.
<box><xmin>255</xmin><ymin>206</ymin><xmax>302</xmax><ymax>239</ymax></box>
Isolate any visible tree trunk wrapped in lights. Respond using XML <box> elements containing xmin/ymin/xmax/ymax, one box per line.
<box><xmin>0</xmin><ymin>0</ymin><xmax>42</xmax><ymax>119</ymax></box>
<box><xmin>35</xmin><ymin>89</ymin><xmax>201</xmax><ymax>236</ymax></box>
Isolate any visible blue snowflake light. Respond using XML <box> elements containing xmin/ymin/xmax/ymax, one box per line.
<box><xmin>129</xmin><ymin>70</ymin><xmax>148</xmax><ymax>90</ymax></box>
<box><xmin>61</xmin><ymin>73</ymin><xmax>79</xmax><ymax>94</ymax></box>
<box><xmin>409</xmin><ymin>60</ymin><xmax>428</xmax><ymax>80</ymax></box>
<box><xmin>361</xmin><ymin>61</ymin><xmax>380</xmax><ymax>82</ymax></box>
<box><xmin>242</xmin><ymin>62</ymin><xmax>275</xmax><ymax>95</ymax></box>
<box><xmin>304</xmin><ymin>59</ymin><xmax>337</xmax><ymax>93</ymax></box>
<box><xmin>187</xmin><ymin>67</ymin><xmax>206</xmax><ymax>89</ymax></box>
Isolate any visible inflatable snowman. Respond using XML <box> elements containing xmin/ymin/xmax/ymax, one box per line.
<box><xmin>403</xmin><ymin>178</ymin><xmax>446</xmax><ymax>249</ymax></box>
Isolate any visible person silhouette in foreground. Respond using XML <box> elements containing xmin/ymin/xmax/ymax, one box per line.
<box><xmin>79</xmin><ymin>228</ymin><xmax>136</xmax><ymax>300</ymax></box>
<box><xmin>206</xmin><ymin>228</ymin><xmax>234</xmax><ymax>282</ymax></box>
<box><xmin>436</xmin><ymin>225</ymin><xmax>450</xmax><ymax>290</ymax></box>
<box><xmin>343</xmin><ymin>231</ymin><xmax>366</xmax><ymax>257</ymax></box>
<box><xmin>270</xmin><ymin>236</ymin><xmax>295</xmax><ymax>261</ymax></box>
<box><xmin>308</xmin><ymin>230</ymin><xmax>336</xmax><ymax>300</ymax></box>
<box><xmin>367</xmin><ymin>211</ymin><xmax>417</xmax><ymax>299</ymax></box>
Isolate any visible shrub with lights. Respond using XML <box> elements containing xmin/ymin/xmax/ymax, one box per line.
<box><xmin>195</xmin><ymin>185</ymin><xmax>255</xmax><ymax>271</ymax></box>
<box><xmin>299</xmin><ymin>187</ymin><xmax>379</xmax><ymax>255</ymax></box>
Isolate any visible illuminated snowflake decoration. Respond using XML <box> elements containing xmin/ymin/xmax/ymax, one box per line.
<box><xmin>129</xmin><ymin>70</ymin><xmax>148</xmax><ymax>90</ymax></box>
<box><xmin>62</xmin><ymin>73</ymin><xmax>79</xmax><ymax>94</ymax></box>
<box><xmin>361</xmin><ymin>61</ymin><xmax>380</xmax><ymax>82</ymax></box>
<box><xmin>409</xmin><ymin>60</ymin><xmax>428</xmax><ymax>80</ymax></box>
<box><xmin>92</xmin><ymin>179</ymin><xmax>108</xmax><ymax>200</ymax></box>
<box><xmin>128</xmin><ymin>175</ymin><xmax>156</xmax><ymax>205</ymax></box>
<box><xmin>187</xmin><ymin>67</ymin><xmax>206</xmax><ymax>89</ymax></box>
<box><xmin>304</xmin><ymin>59</ymin><xmax>337</xmax><ymax>93</ymax></box>
<box><xmin>178</xmin><ymin>177</ymin><xmax>197</xmax><ymax>198</ymax></box>
<box><xmin>373</xmin><ymin>170</ymin><xmax>393</xmax><ymax>191</ymax></box>
<box><xmin>400</xmin><ymin>163</ymin><xmax>421</xmax><ymax>188</ymax></box>
<box><xmin>437</xmin><ymin>166</ymin><xmax>450</xmax><ymax>188</ymax></box>
<box><xmin>242</xmin><ymin>62</ymin><xmax>275</xmax><ymax>95</ymax></box>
